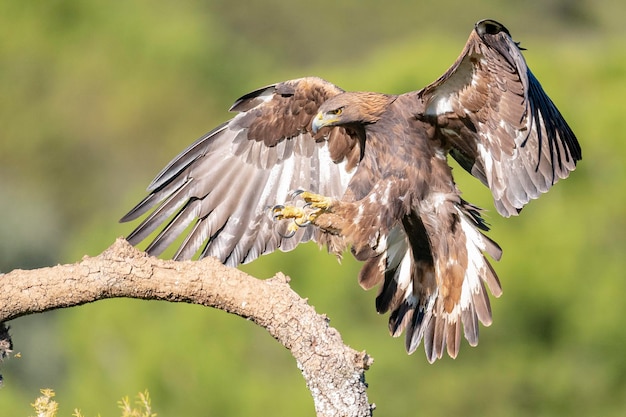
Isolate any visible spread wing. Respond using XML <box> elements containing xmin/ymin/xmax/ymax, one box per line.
<box><xmin>120</xmin><ymin>77</ymin><xmax>360</xmax><ymax>266</ymax></box>
<box><xmin>421</xmin><ymin>19</ymin><xmax>582</xmax><ymax>217</ymax></box>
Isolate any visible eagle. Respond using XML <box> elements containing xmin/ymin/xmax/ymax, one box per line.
<box><xmin>121</xmin><ymin>19</ymin><xmax>581</xmax><ymax>362</ymax></box>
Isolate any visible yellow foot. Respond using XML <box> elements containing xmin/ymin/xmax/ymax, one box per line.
<box><xmin>272</xmin><ymin>190</ymin><xmax>334</xmax><ymax>237</ymax></box>
<box><xmin>294</xmin><ymin>190</ymin><xmax>334</xmax><ymax>210</ymax></box>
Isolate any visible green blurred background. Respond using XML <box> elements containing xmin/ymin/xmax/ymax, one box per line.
<box><xmin>1</xmin><ymin>0</ymin><xmax>624</xmax><ymax>416</ymax></box>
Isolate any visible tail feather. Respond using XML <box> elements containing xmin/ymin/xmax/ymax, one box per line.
<box><xmin>447</xmin><ymin>317</ymin><xmax>462</xmax><ymax>359</ymax></box>
<box><xmin>364</xmin><ymin>201</ymin><xmax>502</xmax><ymax>362</ymax></box>
<box><xmin>471</xmin><ymin>278</ymin><xmax>493</xmax><ymax>326</ymax></box>
<box><xmin>358</xmin><ymin>254</ymin><xmax>385</xmax><ymax>291</ymax></box>
<box><xmin>461</xmin><ymin>305</ymin><xmax>479</xmax><ymax>346</ymax></box>
<box><xmin>373</xmin><ymin>227</ymin><xmax>414</xmax><ymax>314</ymax></box>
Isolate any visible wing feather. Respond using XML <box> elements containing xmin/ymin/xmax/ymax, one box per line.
<box><xmin>121</xmin><ymin>77</ymin><xmax>359</xmax><ymax>265</ymax></box>
<box><xmin>421</xmin><ymin>19</ymin><xmax>582</xmax><ymax>217</ymax></box>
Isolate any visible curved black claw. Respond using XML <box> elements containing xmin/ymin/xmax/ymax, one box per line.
<box><xmin>278</xmin><ymin>227</ymin><xmax>297</xmax><ymax>239</ymax></box>
<box><xmin>294</xmin><ymin>217</ymin><xmax>312</xmax><ymax>227</ymax></box>
<box><xmin>271</xmin><ymin>205</ymin><xmax>285</xmax><ymax>220</ymax></box>
<box><xmin>289</xmin><ymin>189</ymin><xmax>306</xmax><ymax>199</ymax></box>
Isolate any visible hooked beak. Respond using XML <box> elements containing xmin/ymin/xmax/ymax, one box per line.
<box><xmin>311</xmin><ymin>112</ymin><xmax>338</xmax><ymax>134</ymax></box>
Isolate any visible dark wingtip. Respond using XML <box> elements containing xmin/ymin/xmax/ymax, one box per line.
<box><xmin>229</xmin><ymin>85</ymin><xmax>277</xmax><ymax>112</ymax></box>
<box><xmin>475</xmin><ymin>19</ymin><xmax>511</xmax><ymax>37</ymax></box>
<box><xmin>119</xmin><ymin>194</ymin><xmax>156</xmax><ymax>223</ymax></box>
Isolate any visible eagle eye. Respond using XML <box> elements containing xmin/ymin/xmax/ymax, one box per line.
<box><xmin>328</xmin><ymin>108</ymin><xmax>343</xmax><ymax>116</ymax></box>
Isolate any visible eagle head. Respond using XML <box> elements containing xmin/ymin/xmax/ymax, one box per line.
<box><xmin>312</xmin><ymin>92</ymin><xmax>394</xmax><ymax>134</ymax></box>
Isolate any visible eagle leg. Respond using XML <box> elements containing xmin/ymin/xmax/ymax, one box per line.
<box><xmin>271</xmin><ymin>191</ymin><xmax>335</xmax><ymax>234</ymax></box>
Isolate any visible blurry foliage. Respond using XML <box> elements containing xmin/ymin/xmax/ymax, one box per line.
<box><xmin>27</xmin><ymin>388</ymin><xmax>156</xmax><ymax>417</ymax></box>
<box><xmin>1</xmin><ymin>0</ymin><xmax>625</xmax><ymax>416</ymax></box>
<box><xmin>30</xmin><ymin>388</ymin><xmax>58</xmax><ymax>417</ymax></box>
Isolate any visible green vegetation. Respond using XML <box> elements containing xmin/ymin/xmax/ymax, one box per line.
<box><xmin>1</xmin><ymin>0</ymin><xmax>625</xmax><ymax>416</ymax></box>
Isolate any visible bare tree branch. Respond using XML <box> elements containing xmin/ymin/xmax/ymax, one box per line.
<box><xmin>0</xmin><ymin>238</ymin><xmax>374</xmax><ymax>417</ymax></box>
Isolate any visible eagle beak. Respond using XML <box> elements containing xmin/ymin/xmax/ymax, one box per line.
<box><xmin>311</xmin><ymin>112</ymin><xmax>325</xmax><ymax>134</ymax></box>
<box><xmin>312</xmin><ymin>111</ymin><xmax>341</xmax><ymax>134</ymax></box>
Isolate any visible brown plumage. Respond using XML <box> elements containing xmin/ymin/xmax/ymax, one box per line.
<box><xmin>121</xmin><ymin>20</ymin><xmax>581</xmax><ymax>362</ymax></box>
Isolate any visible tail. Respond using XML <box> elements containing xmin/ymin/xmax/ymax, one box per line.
<box><xmin>358</xmin><ymin>200</ymin><xmax>502</xmax><ymax>363</ymax></box>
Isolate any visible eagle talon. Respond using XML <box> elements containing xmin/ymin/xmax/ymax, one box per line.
<box><xmin>271</xmin><ymin>198</ymin><xmax>326</xmax><ymax>237</ymax></box>
<box><xmin>294</xmin><ymin>217</ymin><xmax>312</xmax><ymax>227</ymax></box>
<box><xmin>278</xmin><ymin>228</ymin><xmax>297</xmax><ymax>239</ymax></box>
<box><xmin>271</xmin><ymin>204</ymin><xmax>311</xmax><ymax>234</ymax></box>
<box><xmin>272</xmin><ymin>205</ymin><xmax>286</xmax><ymax>220</ymax></box>
<box><xmin>272</xmin><ymin>190</ymin><xmax>333</xmax><ymax>237</ymax></box>
<box><xmin>294</xmin><ymin>190</ymin><xmax>334</xmax><ymax>211</ymax></box>
<box><xmin>289</xmin><ymin>189</ymin><xmax>306</xmax><ymax>198</ymax></box>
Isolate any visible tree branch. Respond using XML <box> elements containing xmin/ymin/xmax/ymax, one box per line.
<box><xmin>0</xmin><ymin>238</ymin><xmax>374</xmax><ymax>417</ymax></box>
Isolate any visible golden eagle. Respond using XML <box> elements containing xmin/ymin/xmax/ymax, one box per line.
<box><xmin>121</xmin><ymin>19</ymin><xmax>581</xmax><ymax>362</ymax></box>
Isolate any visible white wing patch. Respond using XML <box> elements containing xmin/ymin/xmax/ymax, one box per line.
<box><xmin>424</xmin><ymin>54</ymin><xmax>478</xmax><ymax>117</ymax></box>
<box><xmin>317</xmin><ymin>142</ymin><xmax>355</xmax><ymax>193</ymax></box>
<box><xmin>425</xmin><ymin>95</ymin><xmax>453</xmax><ymax>116</ymax></box>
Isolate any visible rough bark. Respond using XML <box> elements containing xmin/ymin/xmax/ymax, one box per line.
<box><xmin>0</xmin><ymin>238</ymin><xmax>374</xmax><ymax>417</ymax></box>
